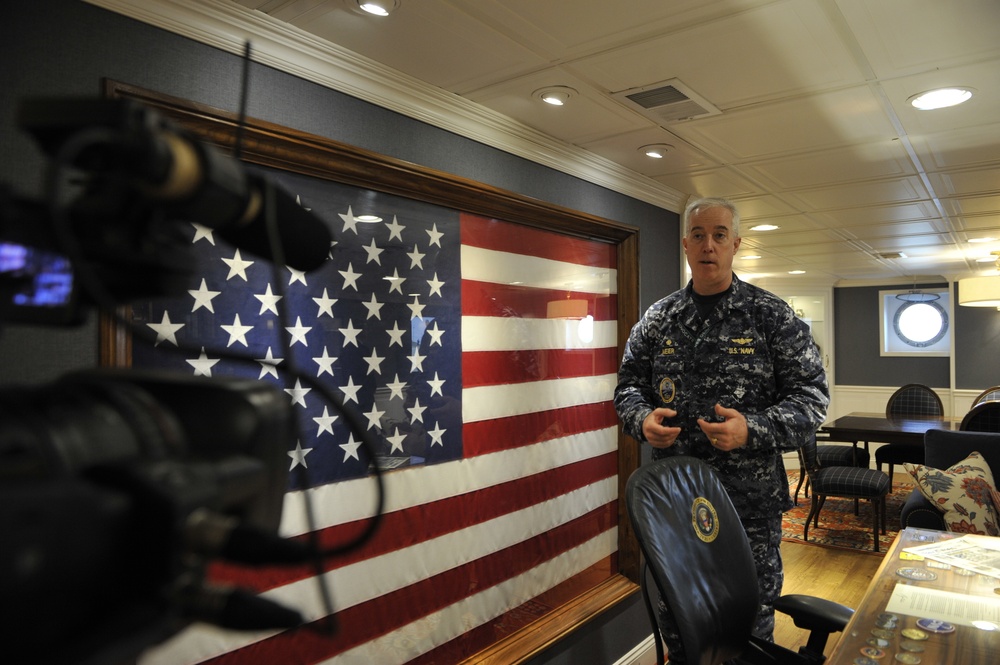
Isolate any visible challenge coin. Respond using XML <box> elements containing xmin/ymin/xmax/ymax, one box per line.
<box><xmin>894</xmin><ymin>654</ymin><xmax>921</xmax><ymax>664</ymax></box>
<box><xmin>901</xmin><ymin>628</ymin><xmax>929</xmax><ymax>641</ymax></box>
<box><xmin>859</xmin><ymin>646</ymin><xmax>885</xmax><ymax>659</ymax></box>
<box><xmin>916</xmin><ymin>618</ymin><xmax>955</xmax><ymax>634</ymax></box>
<box><xmin>899</xmin><ymin>640</ymin><xmax>926</xmax><ymax>653</ymax></box>
<box><xmin>896</xmin><ymin>568</ymin><xmax>937</xmax><ymax>581</ymax></box>
<box><xmin>867</xmin><ymin>637</ymin><xmax>890</xmax><ymax>648</ymax></box>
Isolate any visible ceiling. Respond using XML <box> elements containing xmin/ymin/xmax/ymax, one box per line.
<box><xmin>110</xmin><ymin>0</ymin><xmax>1000</xmax><ymax>286</ymax></box>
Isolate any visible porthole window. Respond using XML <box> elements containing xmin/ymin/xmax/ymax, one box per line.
<box><xmin>880</xmin><ymin>289</ymin><xmax>950</xmax><ymax>357</ymax></box>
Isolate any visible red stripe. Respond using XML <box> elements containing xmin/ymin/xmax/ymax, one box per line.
<box><xmin>208</xmin><ymin>451</ymin><xmax>617</xmax><ymax>592</ymax></box>
<box><xmin>462</xmin><ymin>347</ymin><xmax>619</xmax><ymax>387</ymax></box>
<box><xmin>461</xmin><ymin>212</ymin><xmax>617</xmax><ymax>269</ymax></box>
<box><xmin>203</xmin><ymin>504</ymin><xmax>617</xmax><ymax>665</ymax></box>
<box><xmin>408</xmin><ymin>557</ymin><xmax>615</xmax><ymax>665</ymax></box>
<box><xmin>462</xmin><ymin>279</ymin><xmax>617</xmax><ymax>320</ymax></box>
<box><xmin>463</xmin><ymin>403</ymin><xmax>619</xmax><ymax>457</ymax></box>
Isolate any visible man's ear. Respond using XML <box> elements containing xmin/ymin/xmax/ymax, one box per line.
<box><xmin>733</xmin><ymin>236</ymin><xmax>742</xmax><ymax>252</ymax></box>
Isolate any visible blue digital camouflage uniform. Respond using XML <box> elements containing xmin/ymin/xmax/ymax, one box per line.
<box><xmin>615</xmin><ymin>274</ymin><xmax>829</xmax><ymax>662</ymax></box>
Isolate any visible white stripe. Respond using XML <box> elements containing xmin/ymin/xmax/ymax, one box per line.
<box><xmin>462</xmin><ymin>375</ymin><xmax>616</xmax><ymax>424</ymax></box>
<box><xmin>461</xmin><ymin>315</ymin><xmax>617</xmax><ymax>351</ymax></box>
<box><xmin>461</xmin><ymin>245</ymin><xmax>617</xmax><ymax>294</ymax></box>
<box><xmin>280</xmin><ymin>425</ymin><xmax>618</xmax><ymax>536</ymax></box>
<box><xmin>139</xmin><ymin>481</ymin><xmax>618</xmax><ymax>665</ymax></box>
<box><xmin>327</xmin><ymin>530</ymin><xmax>618</xmax><ymax>664</ymax></box>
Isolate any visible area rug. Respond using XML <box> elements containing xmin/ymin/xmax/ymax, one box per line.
<box><xmin>782</xmin><ymin>471</ymin><xmax>911</xmax><ymax>554</ymax></box>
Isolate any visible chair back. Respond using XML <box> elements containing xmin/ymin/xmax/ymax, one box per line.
<box><xmin>972</xmin><ymin>386</ymin><xmax>1000</xmax><ymax>409</ymax></box>
<box><xmin>960</xmin><ymin>401</ymin><xmax>1000</xmax><ymax>433</ymax></box>
<box><xmin>925</xmin><ymin>428</ymin><xmax>1000</xmax><ymax>470</ymax></box>
<box><xmin>886</xmin><ymin>383</ymin><xmax>944</xmax><ymax>418</ymax></box>
<box><xmin>799</xmin><ymin>433</ymin><xmax>822</xmax><ymax>477</ymax></box>
<box><xmin>626</xmin><ymin>457</ymin><xmax>758</xmax><ymax>665</ymax></box>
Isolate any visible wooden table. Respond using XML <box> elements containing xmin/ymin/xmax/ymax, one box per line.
<box><xmin>821</xmin><ymin>412</ymin><xmax>960</xmax><ymax>447</ymax></box>
<box><xmin>826</xmin><ymin>527</ymin><xmax>1000</xmax><ymax>665</ymax></box>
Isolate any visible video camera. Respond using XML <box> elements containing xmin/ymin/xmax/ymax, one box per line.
<box><xmin>0</xmin><ymin>97</ymin><xmax>341</xmax><ymax>664</ymax></box>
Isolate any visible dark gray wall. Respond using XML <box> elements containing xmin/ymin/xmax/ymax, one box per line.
<box><xmin>832</xmin><ymin>282</ymin><xmax>1000</xmax><ymax>391</ymax></box>
<box><xmin>0</xmin><ymin>0</ymin><xmax>675</xmax><ymax>662</ymax></box>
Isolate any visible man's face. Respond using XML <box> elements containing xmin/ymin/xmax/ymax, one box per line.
<box><xmin>682</xmin><ymin>206</ymin><xmax>742</xmax><ymax>295</ymax></box>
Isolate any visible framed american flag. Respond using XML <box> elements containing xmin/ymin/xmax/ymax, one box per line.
<box><xmin>100</xmin><ymin>79</ymin><xmax>640</xmax><ymax>665</ymax></box>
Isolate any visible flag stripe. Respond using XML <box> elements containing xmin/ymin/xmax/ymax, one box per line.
<box><xmin>202</xmin><ymin>506</ymin><xmax>617</xmax><ymax>665</ymax></box>
<box><xmin>463</xmin><ymin>375</ymin><xmax>617</xmax><ymax>423</ymax></box>
<box><xmin>209</xmin><ymin>451</ymin><xmax>617</xmax><ymax>592</ymax></box>
<box><xmin>463</xmin><ymin>403</ymin><xmax>619</xmax><ymax>457</ymax></box>
<box><xmin>460</xmin><ymin>214</ymin><xmax>617</xmax><ymax>270</ymax></box>
<box><xmin>462</xmin><ymin>279</ymin><xmax>618</xmax><ymax>320</ymax></box>
<box><xmin>462</xmin><ymin>347</ymin><xmax>620</xmax><ymax>387</ymax></box>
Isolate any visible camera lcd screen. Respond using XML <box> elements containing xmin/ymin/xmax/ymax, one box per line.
<box><xmin>0</xmin><ymin>241</ymin><xmax>77</xmax><ymax>322</ymax></box>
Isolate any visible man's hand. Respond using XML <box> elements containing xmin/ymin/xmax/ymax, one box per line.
<box><xmin>697</xmin><ymin>403</ymin><xmax>749</xmax><ymax>451</ymax></box>
<box><xmin>642</xmin><ymin>408</ymin><xmax>682</xmax><ymax>448</ymax></box>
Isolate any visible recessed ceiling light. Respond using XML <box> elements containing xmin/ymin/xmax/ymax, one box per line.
<box><xmin>741</xmin><ymin>255</ymin><xmax>762</xmax><ymax>260</ymax></box>
<box><xmin>976</xmin><ymin>256</ymin><xmax>997</xmax><ymax>263</ymax></box>
<box><xmin>969</xmin><ymin>237</ymin><xmax>997</xmax><ymax>243</ymax></box>
<box><xmin>357</xmin><ymin>0</ymin><xmax>398</xmax><ymax>16</ymax></box>
<box><xmin>750</xmin><ymin>224</ymin><xmax>780</xmax><ymax>232</ymax></box>
<box><xmin>534</xmin><ymin>86</ymin><xmax>577</xmax><ymax>106</ymax></box>
<box><xmin>356</xmin><ymin>214</ymin><xmax>382</xmax><ymax>223</ymax></box>
<box><xmin>788</xmin><ymin>270</ymin><xmax>806</xmax><ymax>275</ymax></box>
<box><xmin>639</xmin><ymin>144</ymin><xmax>673</xmax><ymax>159</ymax></box>
<box><xmin>908</xmin><ymin>87</ymin><xmax>974</xmax><ymax>110</ymax></box>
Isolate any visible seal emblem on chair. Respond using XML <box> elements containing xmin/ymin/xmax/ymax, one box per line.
<box><xmin>692</xmin><ymin>496</ymin><xmax>719</xmax><ymax>542</ymax></box>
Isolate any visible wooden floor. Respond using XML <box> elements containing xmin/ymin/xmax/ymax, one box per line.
<box><xmin>774</xmin><ymin>529</ymin><xmax>884</xmax><ymax>657</ymax></box>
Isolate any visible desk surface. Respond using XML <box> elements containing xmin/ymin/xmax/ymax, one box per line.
<box><xmin>826</xmin><ymin>527</ymin><xmax>1000</xmax><ymax>665</ymax></box>
<box><xmin>821</xmin><ymin>412</ymin><xmax>960</xmax><ymax>445</ymax></box>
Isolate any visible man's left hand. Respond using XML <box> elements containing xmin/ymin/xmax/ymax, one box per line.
<box><xmin>697</xmin><ymin>403</ymin><xmax>748</xmax><ymax>451</ymax></box>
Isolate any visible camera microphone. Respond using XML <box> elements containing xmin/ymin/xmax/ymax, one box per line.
<box><xmin>179</xmin><ymin>584</ymin><xmax>304</xmax><ymax>631</ymax></box>
<box><xmin>185</xmin><ymin>508</ymin><xmax>313</xmax><ymax>565</ymax></box>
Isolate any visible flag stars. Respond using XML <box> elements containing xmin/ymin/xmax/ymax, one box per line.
<box><xmin>191</xmin><ymin>223</ymin><xmax>216</xmax><ymax>245</ymax></box>
<box><xmin>340</xmin><ymin>433</ymin><xmax>362</xmax><ymax>462</ymax></box>
<box><xmin>339</xmin><ymin>376</ymin><xmax>363</xmax><ymax>404</ymax></box>
<box><xmin>427</xmin><ymin>372</ymin><xmax>445</xmax><ymax>396</ymax></box>
<box><xmin>426</xmin><ymin>223</ymin><xmax>444</xmax><ymax>248</ymax></box>
<box><xmin>186</xmin><ymin>347</ymin><xmax>220</xmax><ymax>377</ymax></box>
<box><xmin>427</xmin><ymin>273</ymin><xmax>445</xmax><ymax>298</ymax></box>
<box><xmin>340</xmin><ymin>262</ymin><xmax>362</xmax><ymax>291</ymax></box>
<box><xmin>407</xmin><ymin>245</ymin><xmax>426</xmax><ymax>269</ymax></box>
<box><xmin>285</xmin><ymin>316</ymin><xmax>312</xmax><ymax>347</ymax></box>
<box><xmin>253</xmin><ymin>283</ymin><xmax>283</xmax><ymax>315</ymax></box>
<box><xmin>386</xmin><ymin>428</ymin><xmax>406</xmax><ymax>454</ymax></box>
<box><xmin>363</xmin><ymin>403</ymin><xmax>385</xmax><ymax>431</ymax></box>
<box><xmin>189</xmin><ymin>278</ymin><xmax>221</xmax><ymax>313</ymax></box>
<box><xmin>221</xmin><ymin>313</ymin><xmax>253</xmax><ymax>347</ymax></box>
<box><xmin>385</xmin><ymin>215</ymin><xmax>405</xmax><ymax>242</ymax></box>
<box><xmin>340</xmin><ymin>320</ymin><xmax>362</xmax><ymax>347</ymax></box>
<box><xmin>255</xmin><ymin>347</ymin><xmax>283</xmax><ymax>380</ymax></box>
<box><xmin>407</xmin><ymin>296</ymin><xmax>426</xmax><ymax>320</ymax></box>
<box><xmin>385</xmin><ymin>321</ymin><xmax>406</xmax><ymax>347</ymax></box>
<box><xmin>288</xmin><ymin>267</ymin><xmax>307</xmax><ymax>286</ymax></box>
<box><xmin>386</xmin><ymin>374</ymin><xmax>407</xmax><ymax>400</ymax></box>
<box><xmin>407</xmin><ymin>350</ymin><xmax>426</xmax><ymax>372</ymax></box>
<box><xmin>288</xmin><ymin>441</ymin><xmax>312</xmax><ymax>470</ymax></box>
<box><xmin>313</xmin><ymin>288</ymin><xmax>337</xmax><ymax>317</ymax></box>
<box><xmin>148</xmin><ymin>311</ymin><xmax>185</xmax><ymax>347</ymax></box>
<box><xmin>408</xmin><ymin>397</ymin><xmax>426</xmax><ymax>423</ymax></box>
<box><xmin>426</xmin><ymin>322</ymin><xmax>445</xmax><ymax>346</ymax></box>
<box><xmin>313</xmin><ymin>347</ymin><xmax>337</xmax><ymax>377</ymax></box>
<box><xmin>364</xmin><ymin>348</ymin><xmax>385</xmax><ymax>375</ymax></box>
<box><xmin>222</xmin><ymin>249</ymin><xmax>254</xmax><ymax>281</ymax></box>
<box><xmin>363</xmin><ymin>238</ymin><xmax>384</xmax><ymax>265</ymax></box>
<box><xmin>284</xmin><ymin>378</ymin><xmax>311</xmax><ymax>408</ymax></box>
<box><xmin>385</xmin><ymin>268</ymin><xmax>405</xmax><ymax>295</ymax></box>
<box><xmin>428</xmin><ymin>422</ymin><xmax>447</xmax><ymax>447</ymax></box>
<box><xmin>313</xmin><ymin>406</ymin><xmax>339</xmax><ymax>437</ymax></box>
<box><xmin>339</xmin><ymin>205</ymin><xmax>362</xmax><ymax>235</ymax></box>
<box><xmin>362</xmin><ymin>294</ymin><xmax>384</xmax><ymax>321</ymax></box>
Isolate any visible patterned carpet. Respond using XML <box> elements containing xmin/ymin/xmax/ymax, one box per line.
<box><xmin>783</xmin><ymin>471</ymin><xmax>911</xmax><ymax>554</ymax></box>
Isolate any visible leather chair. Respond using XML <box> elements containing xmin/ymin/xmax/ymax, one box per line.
<box><xmin>960</xmin><ymin>400</ymin><xmax>1000</xmax><ymax>432</ymax></box>
<box><xmin>626</xmin><ymin>456</ymin><xmax>853</xmax><ymax>665</ymax></box>
<box><xmin>875</xmin><ymin>383</ymin><xmax>943</xmax><ymax>481</ymax></box>
<box><xmin>900</xmin><ymin>429</ymin><xmax>1000</xmax><ymax>530</ymax></box>
<box><xmin>799</xmin><ymin>434</ymin><xmax>890</xmax><ymax>552</ymax></box>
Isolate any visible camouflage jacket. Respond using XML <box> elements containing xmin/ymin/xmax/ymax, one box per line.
<box><xmin>614</xmin><ymin>274</ymin><xmax>829</xmax><ymax>518</ymax></box>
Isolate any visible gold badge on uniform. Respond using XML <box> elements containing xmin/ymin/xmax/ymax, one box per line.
<box><xmin>692</xmin><ymin>497</ymin><xmax>719</xmax><ymax>543</ymax></box>
<box><xmin>658</xmin><ymin>377</ymin><xmax>676</xmax><ymax>403</ymax></box>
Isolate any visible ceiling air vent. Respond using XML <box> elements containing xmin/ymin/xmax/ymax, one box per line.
<box><xmin>612</xmin><ymin>78</ymin><xmax>721</xmax><ymax>124</ymax></box>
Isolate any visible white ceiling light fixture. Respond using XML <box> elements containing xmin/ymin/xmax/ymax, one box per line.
<box><xmin>749</xmin><ymin>224</ymin><xmax>780</xmax><ymax>232</ymax></box>
<box><xmin>639</xmin><ymin>144</ymin><xmax>673</xmax><ymax>159</ymax></box>
<box><xmin>357</xmin><ymin>0</ymin><xmax>399</xmax><ymax>16</ymax></box>
<box><xmin>969</xmin><ymin>237</ymin><xmax>997</xmax><ymax>244</ymax></box>
<box><xmin>959</xmin><ymin>251</ymin><xmax>1000</xmax><ymax>309</ymax></box>
<box><xmin>788</xmin><ymin>270</ymin><xmax>806</xmax><ymax>275</ymax></box>
<box><xmin>908</xmin><ymin>87</ymin><xmax>975</xmax><ymax>110</ymax></box>
<box><xmin>741</xmin><ymin>254</ymin><xmax>762</xmax><ymax>260</ymax></box>
<box><xmin>534</xmin><ymin>86</ymin><xmax>577</xmax><ymax>106</ymax></box>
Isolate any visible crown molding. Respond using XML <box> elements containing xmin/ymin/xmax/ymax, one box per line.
<box><xmin>85</xmin><ymin>0</ymin><xmax>685</xmax><ymax>212</ymax></box>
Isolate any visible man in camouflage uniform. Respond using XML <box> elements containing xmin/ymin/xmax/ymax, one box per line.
<box><xmin>615</xmin><ymin>197</ymin><xmax>829</xmax><ymax>663</ymax></box>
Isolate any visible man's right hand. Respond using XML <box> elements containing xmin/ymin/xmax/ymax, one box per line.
<box><xmin>642</xmin><ymin>408</ymin><xmax>682</xmax><ymax>448</ymax></box>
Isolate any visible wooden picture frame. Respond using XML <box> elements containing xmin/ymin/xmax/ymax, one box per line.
<box><xmin>100</xmin><ymin>79</ymin><xmax>640</xmax><ymax>664</ymax></box>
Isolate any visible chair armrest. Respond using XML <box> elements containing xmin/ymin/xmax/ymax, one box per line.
<box><xmin>899</xmin><ymin>489</ymin><xmax>946</xmax><ymax>531</ymax></box>
<box><xmin>774</xmin><ymin>593</ymin><xmax>853</xmax><ymax>634</ymax></box>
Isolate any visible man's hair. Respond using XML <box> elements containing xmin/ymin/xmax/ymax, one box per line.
<box><xmin>683</xmin><ymin>197</ymin><xmax>741</xmax><ymax>237</ymax></box>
